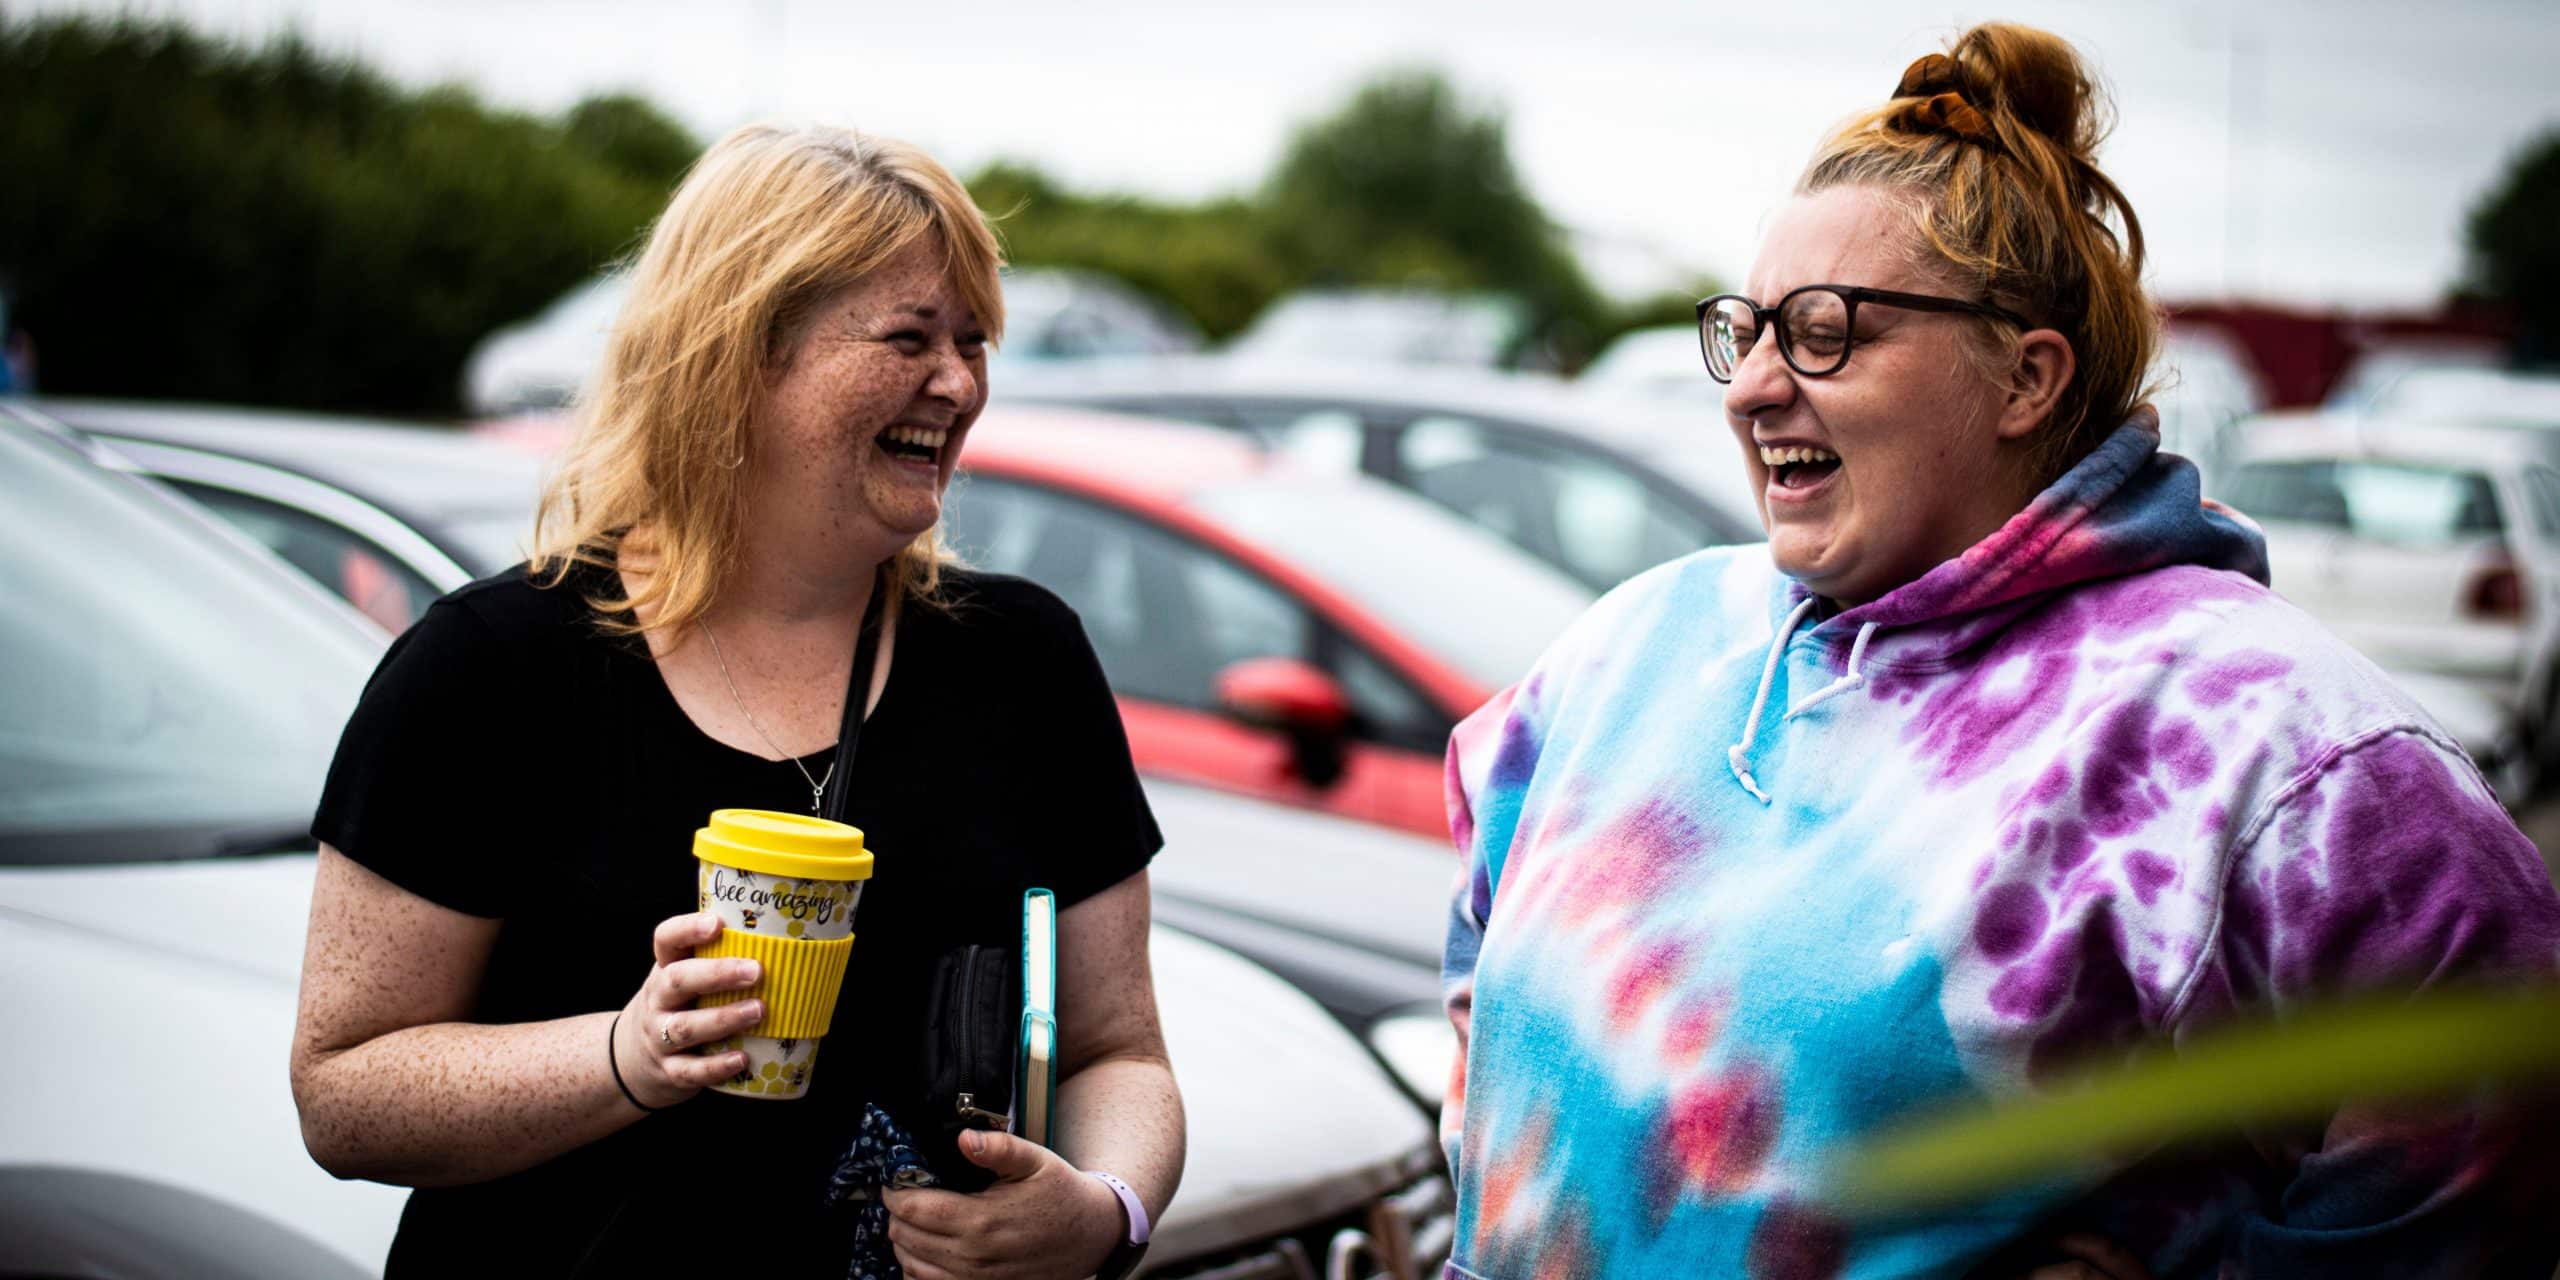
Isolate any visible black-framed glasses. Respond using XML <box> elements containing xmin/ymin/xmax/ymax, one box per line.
<box><xmin>1696</xmin><ymin>284</ymin><xmax>2034</xmax><ymax>383</ymax></box>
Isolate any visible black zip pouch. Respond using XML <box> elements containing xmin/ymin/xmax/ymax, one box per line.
<box><xmin>919</xmin><ymin>942</ymin><xmax>1018</xmax><ymax>1192</ymax></box>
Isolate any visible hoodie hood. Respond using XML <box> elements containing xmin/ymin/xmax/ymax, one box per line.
<box><xmin>1724</xmin><ymin>412</ymin><xmax>2272</xmax><ymax>803</ymax></box>
<box><xmin>1783</xmin><ymin>411</ymin><xmax>2269</xmax><ymax>665</ymax></box>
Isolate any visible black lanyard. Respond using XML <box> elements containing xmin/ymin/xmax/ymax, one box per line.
<box><xmin>823</xmin><ymin>570</ymin><xmax>887</xmax><ymax>826</ymax></box>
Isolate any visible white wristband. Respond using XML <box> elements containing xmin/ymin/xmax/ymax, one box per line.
<box><xmin>1085</xmin><ymin>1169</ymin><xmax>1150</xmax><ymax>1245</ymax></box>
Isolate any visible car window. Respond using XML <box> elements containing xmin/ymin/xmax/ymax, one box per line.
<box><xmin>1397</xmin><ymin>415</ymin><xmax>1714</xmax><ymax>589</ymax></box>
<box><xmin>1238</xmin><ymin>407</ymin><xmax>1365</xmax><ymax>475</ymax></box>
<box><xmin>166</xmin><ymin>480</ymin><xmax>442</xmax><ymax>632</ymax></box>
<box><xmin>0</xmin><ymin>417</ymin><xmax>380</xmax><ymax>864</ymax></box>
<box><xmin>1186</xmin><ymin>473</ymin><xmax>1595</xmax><ymax>693</ymax></box>
<box><xmin>946</xmin><ymin>478</ymin><xmax>1311</xmax><ymax>712</ymax></box>
<box><xmin>2226</xmin><ymin>459</ymin><xmax>2502</xmax><ymax>545</ymax></box>
<box><xmin>1328</xmin><ymin>636</ymin><xmax>1450</xmax><ymax>752</ymax></box>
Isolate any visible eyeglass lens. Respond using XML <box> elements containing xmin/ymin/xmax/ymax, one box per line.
<box><xmin>1701</xmin><ymin>289</ymin><xmax>1857</xmax><ymax>382</ymax></box>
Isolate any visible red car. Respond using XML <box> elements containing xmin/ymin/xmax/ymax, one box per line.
<box><xmin>952</xmin><ymin>406</ymin><xmax>1594</xmax><ymax>839</ymax></box>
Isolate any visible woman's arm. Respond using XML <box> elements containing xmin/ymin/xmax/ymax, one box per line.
<box><xmin>882</xmin><ymin>872</ymin><xmax>1183</xmax><ymax>1280</ymax></box>
<box><xmin>2173</xmin><ymin>728</ymin><xmax>2560</xmax><ymax>1272</ymax></box>
<box><xmin>1050</xmin><ymin>871</ymin><xmax>1184</xmax><ymax>1215</ymax></box>
<box><xmin>288</xmin><ymin>846</ymin><xmax>767</xmax><ymax>1187</ymax></box>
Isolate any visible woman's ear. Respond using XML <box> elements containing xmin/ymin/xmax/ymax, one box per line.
<box><xmin>1994</xmin><ymin>329</ymin><xmax>2076</xmax><ymax>441</ymax></box>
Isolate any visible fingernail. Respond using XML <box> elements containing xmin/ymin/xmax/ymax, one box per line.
<box><xmin>736</xmin><ymin>961</ymin><xmax>760</xmax><ymax>982</ymax></box>
<box><xmin>962</xmin><ymin>1131</ymin><xmax>981</xmax><ymax>1155</ymax></box>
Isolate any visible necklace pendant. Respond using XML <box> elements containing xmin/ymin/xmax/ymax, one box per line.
<box><xmin>811</xmin><ymin>784</ymin><xmax>825</xmax><ymax>814</ymax></box>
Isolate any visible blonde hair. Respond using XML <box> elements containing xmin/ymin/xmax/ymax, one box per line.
<box><xmin>527</xmin><ymin>122</ymin><xmax>1006</xmax><ymax>636</ymax></box>
<box><xmin>1801</xmin><ymin>22</ymin><xmax>2155</xmax><ymax>480</ymax></box>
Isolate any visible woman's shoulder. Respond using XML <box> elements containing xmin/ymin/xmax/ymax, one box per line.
<box><xmin>926</xmin><ymin>567</ymin><xmax>1084</xmax><ymax>647</ymax></box>
<box><xmin>383</xmin><ymin>562</ymin><xmax>620</xmax><ymax>686</ymax></box>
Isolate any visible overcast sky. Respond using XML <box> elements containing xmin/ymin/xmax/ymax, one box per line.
<box><xmin>36</xmin><ymin>0</ymin><xmax>2560</xmax><ymax>309</ymax></box>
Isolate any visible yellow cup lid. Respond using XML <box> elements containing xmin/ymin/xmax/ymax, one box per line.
<box><xmin>692</xmin><ymin>808</ymin><xmax>875</xmax><ymax>883</ymax></box>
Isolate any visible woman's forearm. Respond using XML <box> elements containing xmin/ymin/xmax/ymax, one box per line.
<box><xmin>1053</xmin><ymin>1051</ymin><xmax>1185</xmax><ymax>1224</ymax></box>
<box><xmin>295</xmin><ymin>1011</ymin><xmax>645</xmax><ymax>1187</ymax></box>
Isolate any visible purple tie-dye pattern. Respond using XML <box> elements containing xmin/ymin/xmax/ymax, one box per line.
<box><xmin>1440</xmin><ymin>417</ymin><xmax>2560</xmax><ymax>1278</ymax></box>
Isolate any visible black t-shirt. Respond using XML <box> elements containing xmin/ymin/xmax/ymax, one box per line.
<box><xmin>311</xmin><ymin>563</ymin><xmax>1161</xmax><ymax>1277</ymax></box>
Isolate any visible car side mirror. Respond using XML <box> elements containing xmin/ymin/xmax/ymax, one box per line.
<box><xmin>1214</xmin><ymin>657</ymin><xmax>1352</xmax><ymax>789</ymax></box>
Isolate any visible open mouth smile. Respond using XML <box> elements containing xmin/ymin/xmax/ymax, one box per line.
<box><xmin>877</xmin><ymin>424</ymin><xmax>949</xmax><ymax>472</ymax></box>
<box><xmin>1760</xmin><ymin>444</ymin><xmax>1841</xmax><ymax>501</ymax></box>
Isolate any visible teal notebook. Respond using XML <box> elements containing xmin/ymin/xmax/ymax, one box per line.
<box><xmin>1016</xmin><ymin>888</ymin><xmax>1058</xmax><ymax>1148</ymax></box>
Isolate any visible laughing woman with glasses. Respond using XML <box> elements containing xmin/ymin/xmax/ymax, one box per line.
<box><xmin>1439</xmin><ymin>22</ymin><xmax>2560</xmax><ymax>1280</ymax></box>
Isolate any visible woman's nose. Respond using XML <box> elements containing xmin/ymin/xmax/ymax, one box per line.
<box><xmin>1724</xmin><ymin>333</ymin><xmax>1796</xmax><ymax>423</ymax></box>
<box><xmin>924</xmin><ymin>341</ymin><xmax>980</xmax><ymax>408</ymax></box>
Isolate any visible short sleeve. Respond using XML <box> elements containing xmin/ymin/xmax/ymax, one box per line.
<box><xmin>310</xmin><ymin>597</ymin><xmax>531</xmax><ymax>918</ymax></box>
<box><xmin>1015</xmin><ymin>591</ymin><xmax>1162</xmax><ymax>910</ymax></box>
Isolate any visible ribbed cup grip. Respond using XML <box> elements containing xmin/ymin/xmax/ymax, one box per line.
<box><xmin>695</xmin><ymin>931</ymin><xmax>855</xmax><ymax>1039</ymax></box>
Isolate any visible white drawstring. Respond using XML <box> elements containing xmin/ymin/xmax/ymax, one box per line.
<box><xmin>1727</xmin><ymin>598</ymin><xmax>1818</xmax><ymax>805</ymax></box>
<box><xmin>1786</xmin><ymin>620</ymin><xmax>1878</xmax><ymax>720</ymax></box>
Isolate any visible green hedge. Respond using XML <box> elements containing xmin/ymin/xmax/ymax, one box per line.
<box><xmin>0</xmin><ymin>15</ymin><xmax>690</xmax><ymax>414</ymax></box>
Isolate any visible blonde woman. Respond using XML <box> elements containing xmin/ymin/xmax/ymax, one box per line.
<box><xmin>290</xmin><ymin>125</ymin><xmax>1182</xmax><ymax>1279</ymax></box>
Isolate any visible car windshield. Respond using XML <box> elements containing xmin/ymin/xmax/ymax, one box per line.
<box><xmin>0</xmin><ymin>412</ymin><xmax>381</xmax><ymax>865</ymax></box>
<box><xmin>1185</xmin><ymin>474</ymin><xmax>1595</xmax><ymax>690</ymax></box>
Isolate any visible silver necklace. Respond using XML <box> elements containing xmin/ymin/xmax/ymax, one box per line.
<box><xmin>698</xmin><ymin>620</ymin><xmax>836</xmax><ymax>814</ymax></box>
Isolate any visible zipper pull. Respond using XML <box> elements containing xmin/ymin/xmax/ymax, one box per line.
<box><xmin>953</xmin><ymin>1091</ymin><xmax>1012</xmax><ymax>1130</ymax></box>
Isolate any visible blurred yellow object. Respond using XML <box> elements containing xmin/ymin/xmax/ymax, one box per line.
<box><xmin>1831</xmin><ymin>983</ymin><xmax>2560</xmax><ymax>1213</ymax></box>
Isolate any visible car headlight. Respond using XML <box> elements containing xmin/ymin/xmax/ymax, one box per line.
<box><xmin>1365</xmin><ymin>1008</ymin><xmax>1456</xmax><ymax>1108</ymax></box>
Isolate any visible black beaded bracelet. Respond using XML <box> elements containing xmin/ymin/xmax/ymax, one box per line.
<box><xmin>606</xmin><ymin>1012</ymin><xmax>662</xmax><ymax>1114</ymax></box>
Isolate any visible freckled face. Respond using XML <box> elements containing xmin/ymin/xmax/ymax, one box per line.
<box><xmin>1723</xmin><ymin>185</ymin><xmax>2017</xmax><ymax>607</ymax></box>
<box><xmin>754</xmin><ymin>239</ymin><xmax>988</xmax><ymax>545</ymax></box>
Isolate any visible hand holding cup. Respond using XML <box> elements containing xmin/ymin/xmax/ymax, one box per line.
<box><xmin>612</xmin><ymin>912</ymin><xmax>766</xmax><ymax>1108</ymax></box>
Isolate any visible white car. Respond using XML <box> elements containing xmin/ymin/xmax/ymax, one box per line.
<box><xmin>2221</xmin><ymin>412</ymin><xmax>2560</xmax><ymax>794</ymax></box>
<box><xmin>0</xmin><ymin>406</ymin><xmax>1453</xmax><ymax>1279</ymax></box>
<box><xmin>2361</xmin><ymin>367</ymin><xmax>2560</xmax><ymax>430</ymax></box>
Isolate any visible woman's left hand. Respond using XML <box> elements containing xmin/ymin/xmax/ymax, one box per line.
<box><xmin>882</xmin><ymin>1129</ymin><xmax>1124</xmax><ymax>1280</ymax></box>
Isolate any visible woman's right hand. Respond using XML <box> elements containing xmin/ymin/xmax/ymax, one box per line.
<box><xmin>613</xmin><ymin>912</ymin><xmax>766</xmax><ymax>1109</ymax></box>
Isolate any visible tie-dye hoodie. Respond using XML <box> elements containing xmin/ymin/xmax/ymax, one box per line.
<box><xmin>1441</xmin><ymin>416</ymin><xmax>2560</xmax><ymax>1279</ymax></box>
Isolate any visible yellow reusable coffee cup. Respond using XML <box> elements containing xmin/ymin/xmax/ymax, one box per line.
<box><xmin>689</xmin><ymin>808</ymin><xmax>875</xmax><ymax>1100</ymax></box>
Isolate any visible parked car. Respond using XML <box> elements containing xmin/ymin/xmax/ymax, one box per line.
<box><xmin>997</xmin><ymin>267</ymin><xmax>1204</xmax><ymax>363</ymax></box>
<box><xmin>2322</xmin><ymin>340</ymin><xmax>2507</xmax><ymax>413</ymax></box>
<box><xmin>2220</xmin><ymin>412</ymin><xmax>2560</xmax><ymax>794</ymax></box>
<box><xmin>37</xmin><ymin>398</ymin><xmax>542</xmax><ymax>630</ymax></box>
<box><xmin>1223</xmin><ymin>288</ymin><xmax>1530</xmax><ymax>370</ymax></box>
<box><xmin>2361</xmin><ymin>367</ymin><xmax>2560</xmax><ymax>430</ymax></box>
<box><xmin>0</xmin><ymin>402</ymin><xmax>1454</xmax><ymax>1279</ymax></box>
<box><xmin>1001</xmin><ymin>356</ymin><xmax>1761</xmax><ymax>592</ymax></box>
<box><xmin>950</xmin><ymin>404</ymin><xmax>1595</xmax><ymax>839</ymax></box>
<box><xmin>18</xmin><ymin>398</ymin><xmax>1465</xmax><ymax>1111</ymax></box>
<box><xmin>1576</xmin><ymin>323</ymin><xmax>1711</xmax><ymax>403</ymax></box>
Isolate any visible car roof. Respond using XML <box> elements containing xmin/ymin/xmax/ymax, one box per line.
<box><xmin>966</xmin><ymin>401</ymin><xmax>1275</xmax><ymax>498</ymax></box>
<box><xmin>2369</xmin><ymin>368</ymin><xmax>2560</xmax><ymax>427</ymax></box>
<box><xmin>2234</xmin><ymin>409</ymin><xmax>2560</xmax><ymax>470</ymax></box>
<box><xmin>1001</xmin><ymin>354</ymin><xmax>1695</xmax><ymax>443</ymax></box>
<box><xmin>35</xmin><ymin>397</ymin><xmax>548</xmax><ymax>521</ymax></box>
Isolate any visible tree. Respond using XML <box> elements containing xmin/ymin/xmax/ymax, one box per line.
<box><xmin>2467</xmin><ymin>128</ymin><xmax>2560</xmax><ymax>368</ymax></box>
<box><xmin>1260</xmin><ymin>68</ymin><xmax>1609</xmax><ymax>364</ymax></box>
<box><xmin>0</xmin><ymin>15</ymin><xmax>693</xmax><ymax>413</ymax></box>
